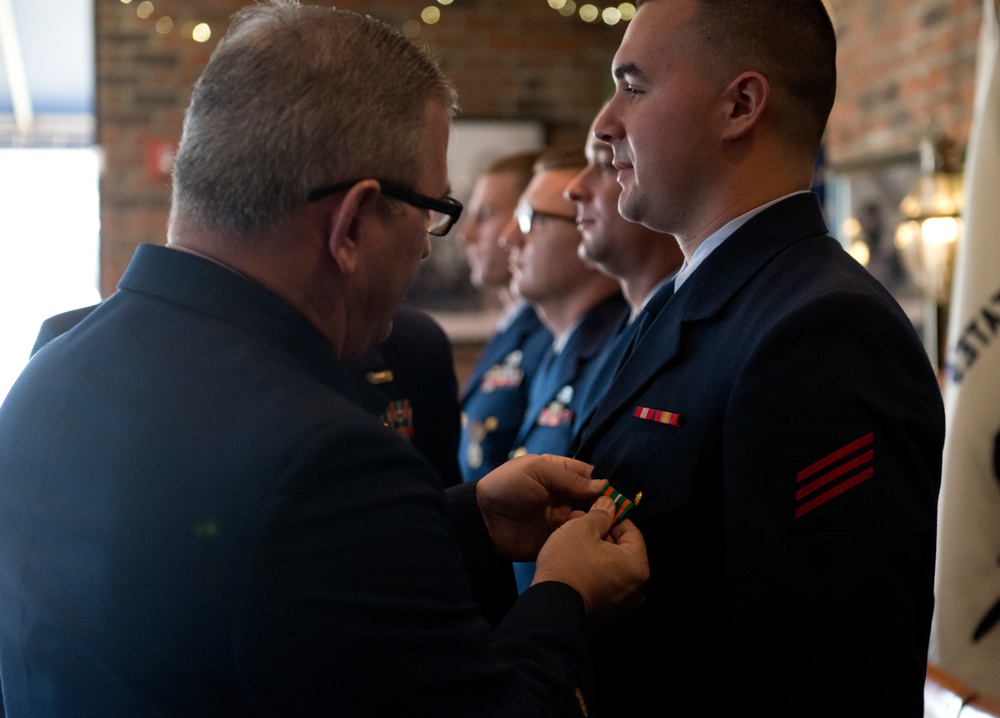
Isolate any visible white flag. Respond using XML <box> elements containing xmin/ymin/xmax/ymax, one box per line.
<box><xmin>931</xmin><ymin>0</ymin><xmax>1000</xmax><ymax>697</ymax></box>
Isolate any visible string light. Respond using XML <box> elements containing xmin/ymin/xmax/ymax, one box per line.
<box><xmin>112</xmin><ymin>0</ymin><xmax>213</xmax><ymax>44</ymax></box>
<box><xmin>554</xmin><ymin>1</ymin><xmax>635</xmax><ymax>25</ymax></box>
<box><xmin>114</xmin><ymin>0</ymin><xmax>630</xmax><ymax>48</ymax></box>
<box><xmin>403</xmin><ymin>0</ymin><xmax>631</xmax><ymax>39</ymax></box>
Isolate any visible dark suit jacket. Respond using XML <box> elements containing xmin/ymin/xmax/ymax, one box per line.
<box><xmin>350</xmin><ymin>306</ymin><xmax>463</xmax><ymax>488</ymax></box>
<box><xmin>30</xmin><ymin>304</ymin><xmax>98</xmax><ymax>356</ymax></box>
<box><xmin>575</xmin><ymin>193</ymin><xmax>945</xmax><ymax>717</ymax></box>
<box><xmin>0</xmin><ymin>244</ymin><xmax>598</xmax><ymax>717</ymax></box>
<box><xmin>458</xmin><ymin>303</ymin><xmax>552</xmax><ymax>482</ymax></box>
<box><xmin>33</xmin><ymin>304</ymin><xmax>463</xmax><ymax>490</ymax></box>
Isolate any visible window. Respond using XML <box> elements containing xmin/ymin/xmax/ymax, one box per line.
<box><xmin>0</xmin><ymin>147</ymin><xmax>100</xmax><ymax>403</ymax></box>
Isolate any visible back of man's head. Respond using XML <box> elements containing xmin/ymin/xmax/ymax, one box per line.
<box><xmin>170</xmin><ymin>0</ymin><xmax>457</xmax><ymax>241</ymax></box>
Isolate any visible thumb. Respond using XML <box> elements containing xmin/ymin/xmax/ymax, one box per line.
<box><xmin>585</xmin><ymin>495</ymin><xmax>616</xmax><ymax>537</ymax></box>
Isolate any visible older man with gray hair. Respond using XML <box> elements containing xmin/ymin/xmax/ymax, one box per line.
<box><xmin>0</xmin><ymin>3</ymin><xmax>648</xmax><ymax>716</ymax></box>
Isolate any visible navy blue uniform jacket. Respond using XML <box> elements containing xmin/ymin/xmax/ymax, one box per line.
<box><xmin>512</xmin><ymin>291</ymin><xmax>626</xmax><ymax>460</ymax></box>
<box><xmin>0</xmin><ymin>244</ymin><xmax>597</xmax><ymax>717</ymax></box>
<box><xmin>351</xmin><ymin>306</ymin><xmax>463</xmax><ymax>489</ymax></box>
<box><xmin>575</xmin><ymin>194</ymin><xmax>944</xmax><ymax>717</ymax></box>
<box><xmin>458</xmin><ymin>303</ymin><xmax>551</xmax><ymax>482</ymax></box>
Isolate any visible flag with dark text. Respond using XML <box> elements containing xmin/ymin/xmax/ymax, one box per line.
<box><xmin>931</xmin><ymin>0</ymin><xmax>1000</xmax><ymax>697</ymax></box>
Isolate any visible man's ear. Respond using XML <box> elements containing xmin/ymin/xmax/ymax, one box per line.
<box><xmin>326</xmin><ymin>180</ymin><xmax>382</xmax><ymax>277</ymax></box>
<box><xmin>720</xmin><ymin>71</ymin><xmax>769</xmax><ymax>141</ymax></box>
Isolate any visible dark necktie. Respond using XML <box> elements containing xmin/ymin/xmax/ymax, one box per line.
<box><xmin>527</xmin><ymin>347</ymin><xmax>558</xmax><ymax>413</ymax></box>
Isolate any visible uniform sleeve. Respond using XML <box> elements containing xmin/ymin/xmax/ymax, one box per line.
<box><xmin>446</xmin><ymin>480</ymin><xmax>518</xmax><ymax>627</ymax></box>
<box><xmin>722</xmin><ymin>287</ymin><xmax>944</xmax><ymax>715</ymax></box>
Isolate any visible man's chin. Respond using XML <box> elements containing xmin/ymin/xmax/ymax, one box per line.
<box><xmin>618</xmin><ymin>191</ymin><xmax>642</xmax><ymax>225</ymax></box>
<box><xmin>578</xmin><ymin>241</ymin><xmax>599</xmax><ymax>265</ymax></box>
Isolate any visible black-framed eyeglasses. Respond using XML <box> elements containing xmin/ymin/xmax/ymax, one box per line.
<box><xmin>514</xmin><ymin>203</ymin><xmax>577</xmax><ymax>235</ymax></box>
<box><xmin>307</xmin><ymin>179</ymin><xmax>463</xmax><ymax>237</ymax></box>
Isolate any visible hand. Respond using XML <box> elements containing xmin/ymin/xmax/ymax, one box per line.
<box><xmin>476</xmin><ymin>453</ymin><xmax>604</xmax><ymax>561</ymax></box>
<box><xmin>533</xmin><ymin>497</ymin><xmax>649</xmax><ymax>622</ymax></box>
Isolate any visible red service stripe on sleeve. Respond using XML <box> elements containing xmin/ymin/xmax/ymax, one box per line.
<box><xmin>795</xmin><ymin>449</ymin><xmax>874</xmax><ymax>501</ymax></box>
<box><xmin>796</xmin><ymin>432</ymin><xmax>873</xmax><ymax>483</ymax></box>
<box><xmin>794</xmin><ymin>467</ymin><xmax>873</xmax><ymax>518</ymax></box>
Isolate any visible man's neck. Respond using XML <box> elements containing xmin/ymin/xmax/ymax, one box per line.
<box><xmin>535</xmin><ymin>283</ymin><xmax>619</xmax><ymax>339</ymax></box>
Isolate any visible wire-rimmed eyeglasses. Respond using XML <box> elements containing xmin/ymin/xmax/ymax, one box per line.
<box><xmin>514</xmin><ymin>202</ymin><xmax>577</xmax><ymax>235</ymax></box>
<box><xmin>308</xmin><ymin>179</ymin><xmax>463</xmax><ymax>237</ymax></box>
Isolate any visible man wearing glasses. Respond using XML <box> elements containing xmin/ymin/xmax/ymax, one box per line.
<box><xmin>500</xmin><ymin>145</ymin><xmax>626</xmax><ymax>593</ymax></box>
<box><xmin>0</xmin><ymin>3</ymin><xmax>649</xmax><ymax>716</ymax></box>
<box><xmin>456</xmin><ymin>150</ymin><xmax>553</xmax><ymax>488</ymax></box>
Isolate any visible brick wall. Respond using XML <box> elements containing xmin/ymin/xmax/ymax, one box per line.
<box><xmin>826</xmin><ymin>0</ymin><xmax>981</xmax><ymax>167</ymax></box>
<box><xmin>95</xmin><ymin>0</ymin><xmax>624</xmax><ymax>295</ymax></box>
<box><xmin>95</xmin><ymin>0</ymin><xmax>985</xmax><ymax>295</ymax></box>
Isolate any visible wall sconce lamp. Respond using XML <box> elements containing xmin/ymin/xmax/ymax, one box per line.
<box><xmin>893</xmin><ymin>135</ymin><xmax>964</xmax><ymax>373</ymax></box>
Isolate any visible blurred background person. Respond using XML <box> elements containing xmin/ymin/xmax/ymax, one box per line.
<box><xmin>457</xmin><ymin>150</ymin><xmax>552</xmax><ymax>484</ymax></box>
<box><xmin>564</xmin><ymin>106</ymin><xmax>685</xmax><ymax>441</ymax></box>
<box><xmin>502</xmin><ymin>145</ymin><xmax>625</xmax><ymax>593</ymax></box>
<box><xmin>458</xmin><ymin>151</ymin><xmax>539</xmax><ymax>319</ymax></box>
<box><xmin>347</xmin><ymin>305</ymin><xmax>463</xmax><ymax>488</ymax></box>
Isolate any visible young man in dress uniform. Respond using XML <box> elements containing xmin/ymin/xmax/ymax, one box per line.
<box><xmin>573</xmin><ymin>1</ymin><xmax>945</xmax><ymax>715</ymax></box>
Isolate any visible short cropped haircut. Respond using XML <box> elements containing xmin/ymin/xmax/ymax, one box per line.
<box><xmin>641</xmin><ymin>0</ymin><xmax>836</xmax><ymax>152</ymax></box>
<box><xmin>483</xmin><ymin>151</ymin><xmax>542</xmax><ymax>192</ymax></box>
<box><xmin>533</xmin><ymin>144</ymin><xmax>587</xmax><ymax>174</ymax></box>
<box><xmin>170</xmin><ymin>0</ymin><xmax>458</xmax><ymax>240</ymax></box>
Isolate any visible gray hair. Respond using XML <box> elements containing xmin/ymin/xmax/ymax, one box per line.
<box><xmin>170</xmin><ymin>0</ymin><xmax>458</xmax><ymax>240</ymax></box>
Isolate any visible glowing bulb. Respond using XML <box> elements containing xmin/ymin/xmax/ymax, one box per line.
<box><xmin>579</xmin><ymin>4</ymin><xmax>599</xmax><ymax>21</ymax></box>
<box><xmin>191</xmin><ymin>23</ymin><xmax>211</xmax><ymax>43</ymax></box>
<box><xmin>921</xmin><ymin>216</ymin><xmax>960</xmax><ymax>245</ymax></box>
<box><xmin>841</xmin><ymin>217</ymin><xmax>863</xmax><ymax>240</ymax></box>
<box><xmin>421</xmin><ymin>6</ymin><xmax>441</xmax><ymax>23</ymax></box>
<box><xmin>848</xmin><ymin>240</ymin><xmax>870</xmax><ymax>267</ymax></box>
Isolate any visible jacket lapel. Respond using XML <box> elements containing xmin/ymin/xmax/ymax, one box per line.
<box><xmin>577</xmin><ymin>193</ymin><xmax>829</xmax><ymax>451</ymax></box>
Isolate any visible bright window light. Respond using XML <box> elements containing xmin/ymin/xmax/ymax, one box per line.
<box><xmin>0</xmin><ymin>147</ymin><xmax>101</xmax><ymax>404</ymax></box>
